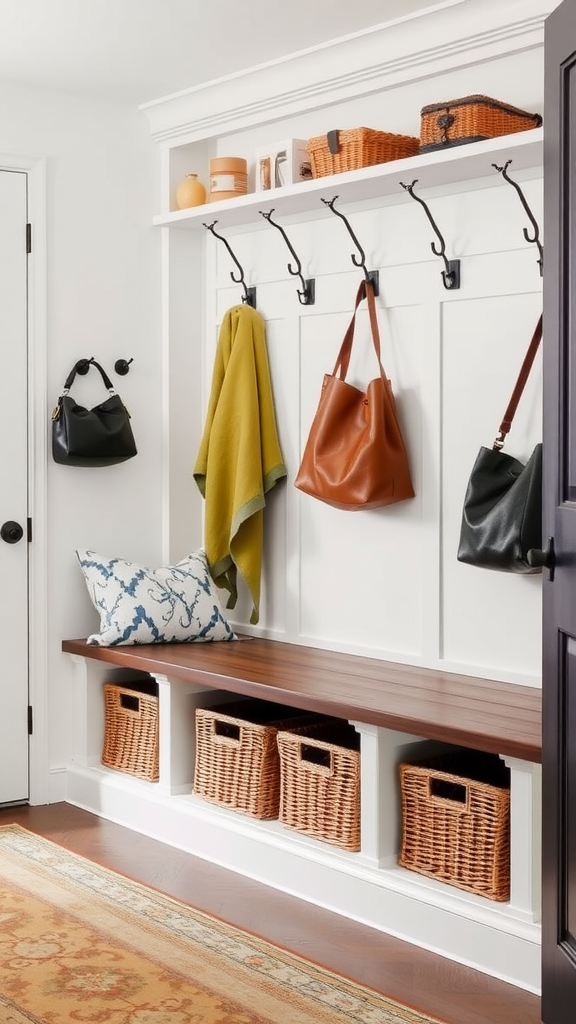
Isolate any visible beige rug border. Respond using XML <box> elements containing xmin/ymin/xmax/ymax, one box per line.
<box><xmin>0</xmin><ymin>823</ymin><xmax>446</xmax><ymax>1024</ymax></box>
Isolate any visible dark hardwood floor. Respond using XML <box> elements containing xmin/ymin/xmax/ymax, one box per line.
<box><xmin>1</xmin><ymin>802</ymin><xmax>541</xmax><ymax>1024</ymax></box>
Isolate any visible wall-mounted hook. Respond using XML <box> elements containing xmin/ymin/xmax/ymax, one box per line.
<box><xmin>115</xmin><ymin>358</ymin><xmax>134</xmax><ymax>376</ymax></box>
<box><xmin>203</xmin><ymin>220</ymin><xmax>257</xmax><ymax>308</ymax></box>
<box><xmin>76</xmin><ymin>356</ymin><xmax>95</xmax><ymax>376</ymax></box>
<box><xmin>491</xmin><ymin>159</ymin><xmax>543</xmax><ymax>276</ymax></box>
<box><xmin>320</xmin><ymin>196</ymin><xmax>379</xmax><ymax>296</ymax></box>
<box><xmin>259</xmin><ymin>209</ymin><xmax>315</xmax><ymax>305</ymax></box>
<box><xmin>400</xmin><ymin>180</ymin><xmax>460</xmax><ymax>290</ymax></box>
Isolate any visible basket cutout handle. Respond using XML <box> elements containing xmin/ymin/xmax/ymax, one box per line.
<box><xmin>429</xmin><ymin>775</ymin><xmax>470</xmax><ymax>812</ymax></box>
<box><xmin>213</xmin><ymin>719</ymin><xmax>241</xmax><ymax>743</ymax></box>
<box><xmin>119</xmin><ymin>693</ymin><xmax>141</xmax><ymax>714</ymax></box>
<box><xmin>298</xmin><ymin>741</ymin><xmax>334</xmax><ymax>776</ymax></box>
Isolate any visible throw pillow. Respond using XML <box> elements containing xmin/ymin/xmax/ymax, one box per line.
<box><xmin>76</xmin><ymin>548</ymin><xmax>237</xmax><ymax>646</ymax></box>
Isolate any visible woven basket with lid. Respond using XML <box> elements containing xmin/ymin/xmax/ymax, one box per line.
<box><xmin>419</xmin><ymin>94</ymin><xmax>542</xmax><ymax>152</ymax></box>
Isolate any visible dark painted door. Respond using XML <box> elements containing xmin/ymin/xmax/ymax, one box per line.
<box><xmin>542</xmin><ymin>1</ymin><xmax>576</xmax><ymax>1019</ymax></box>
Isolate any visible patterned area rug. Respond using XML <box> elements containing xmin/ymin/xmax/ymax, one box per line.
<box><xmin>0</xmin><ymin>824</ymin><xmax>446</xmax><ymax>1024</ymax></box>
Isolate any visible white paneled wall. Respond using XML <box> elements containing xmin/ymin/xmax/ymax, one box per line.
<box><xmin>188</xmin><ymin>170</ymin><xmax>543</xmax><ymax>685</ymax></box>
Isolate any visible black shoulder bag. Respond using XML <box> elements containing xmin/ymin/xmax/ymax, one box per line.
<box><xmin>52</xmin><ymin>358</ymin><xmax>137</xmax><ymax>467</ymax></box>
<box><xmin>457</xmin><ymin>315</ymin><xmax>543</xmax><ymax>574</ymax></box>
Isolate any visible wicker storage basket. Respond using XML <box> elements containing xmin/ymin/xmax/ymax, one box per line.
<box><xmin>193</xmin><ymin>700</ymin><xmax>326</xmax><ymax>819</ymax></box>
<box><xmin>277</xmin><ymin>721</ymin><xmax>361</xmax><ymax>851</ymax></box>
<box><xmin>101</xmin><ymin>681</ymin><xmax>159</xmax><ymax>782</ymax></box>
<box><xmin>398</xmin><ymin>750</ymin><xmax>511</xmax><ymax>901</ymax></box>
<box><xmin>307</xmin><ymin>127</ymin><xmax>420</xmax><ymax>178</ymax></box>
<box><xmin>419</xmin><ymin>94</ymin><xmax>542</xmax><ymax>153</ymax></box>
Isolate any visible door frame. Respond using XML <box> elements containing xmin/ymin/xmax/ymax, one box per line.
<box><xmin>0</xmin><ymin>152</ymin><xmax>48</xmax><ymax>804</ymax></box>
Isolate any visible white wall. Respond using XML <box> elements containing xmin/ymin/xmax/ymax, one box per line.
<box><xmin>0</xmin><ymin>82</ymin><xmax>162</xmax><ymax>794</ymax></box>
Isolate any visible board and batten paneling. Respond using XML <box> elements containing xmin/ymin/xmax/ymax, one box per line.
<box><xmin>190</xmin><ymin>170</ymin><xmax>544</xmax><ymax>687</ymax></box>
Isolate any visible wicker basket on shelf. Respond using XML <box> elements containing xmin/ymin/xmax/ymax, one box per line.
<box><xmin>193</xmin><ymin>700</ymin><xmax>327</xmax><ymax>819</ymax></box>
<box><xmin>419</xmin><ymin>94</ymin><xmax>542</xmax><ymax>153</ymax></box>
<box><xmin>101</xmin><ymin>681</ymin><xmax>159</xmax><ymax>782</ymax></box>
<box><xmin>307</xmin><ymin>127</ymin><xmax>420</xmax><ymax>178</ymax></box>
<box><xmin>398</xmin><ymin>749</ymin><xmax>511</xmax><ymax>901</ymax></box>
<box><xmin>277</xmin><ymin>720</ymin><xmax>361</xmax><ymax>851</ymax></box>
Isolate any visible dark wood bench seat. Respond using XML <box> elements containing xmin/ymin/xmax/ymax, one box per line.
<box><xmin>62</xmin><ymin>636</ymin><xmax>542</xmax><ymax>764</ymax></box>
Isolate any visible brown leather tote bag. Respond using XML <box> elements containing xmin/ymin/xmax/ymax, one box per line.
<box><xmin>295</xmin><ymin>280</ymin><xmax>415</xmax><ymax>510</ymax></box>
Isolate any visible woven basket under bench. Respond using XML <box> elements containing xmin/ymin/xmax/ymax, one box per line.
<box><xmin>101</xmin><ymin>680</ymin><xmax>160</xmax><ymax>782</ymax></box>
<box><xmin>277</xmin><ymin>720</ymin><xmax>361</xmax><ymax>851</ymax></box>
<box><xmin>193</xmin><ymin>699</ymin><xmax>328</xmax><ymax>819</ymax></box>
<box><xmin>419</xmin><ymin>94</ymin><xmax>542</xmax><ymax>152</ymax></box>
<box><xmin>398</xmin><ymin>749</ymin><xmax>511</xmax><ymax>901</ymax></box>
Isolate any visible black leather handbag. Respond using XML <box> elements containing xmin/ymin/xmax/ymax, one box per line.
<box><xmin>52</xmin><ymin>358</ymin><xmax>137</xmax><ymax>467</ymax></box>
<box><xmin>457</xmin><ymin>315</ymin><xmax>543</xmax><ymax>573</ymax></box>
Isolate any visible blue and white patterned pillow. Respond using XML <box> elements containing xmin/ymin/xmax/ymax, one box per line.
<box><xmin>76</xmin><ymin>548</ymin><xmax>237</xmax><ymax>646</ymax></box>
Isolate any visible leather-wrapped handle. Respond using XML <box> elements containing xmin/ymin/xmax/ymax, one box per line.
<box><xmin>62</xmin><ymin>358</ymin><xmax>115</xmax><ymax>394</ymax></box>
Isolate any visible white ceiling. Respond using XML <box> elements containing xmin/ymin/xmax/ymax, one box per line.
<box><xmin>0</xmin><ymin>0</ymin><xmax>449</xmax><ymax>107</ymax></box>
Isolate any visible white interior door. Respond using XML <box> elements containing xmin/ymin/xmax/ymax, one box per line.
<box><xmin>0</xmin><ymin>169</ymin><xmax>29</xmax><ymax>804</ymax></box>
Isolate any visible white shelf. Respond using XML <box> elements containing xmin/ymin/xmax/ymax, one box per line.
<box><xmin>154</xmin><ymin>129</ymin><xmax>543</xmax><ymax>231</ymax></box>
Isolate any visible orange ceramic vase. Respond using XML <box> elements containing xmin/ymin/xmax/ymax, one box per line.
<box><xmin>175</xmin><ymin>173</ymin><xmax>207</xmax><ymax>209</ymax></box>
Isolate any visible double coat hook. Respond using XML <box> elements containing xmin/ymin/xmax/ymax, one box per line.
<box><xmin>259</xmin><ymin>209</ymin><xmax>315</xmax><ymax>305</ymax></box>
<box><xmin>320</xmin><ymin>196</ymin><xmax>379</xmax><ymax>295</ymax></box>
<box><xmin>492</xmin><ymin>160</ymin><xmax>543</xmax><ymax>276</ymax></box>
<box><xmin>203</xmin><ymin>221</ymin><xmax>257</xmax><ymax>308</ymax></box>
<box><xmin>400</xmin><ymin>180</ymin><xmax>460</xmax><ymax>290</ymax></box>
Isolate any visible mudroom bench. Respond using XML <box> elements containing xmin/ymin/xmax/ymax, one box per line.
<box><xmin>62</xmin><ymin>635</ymin><xmax>541</xmax><ymax>761</ymax></box>
<box><xmin>62</xmin><ymin>635</ymin><xmax>543</xmax><ymax>993</ymax></box>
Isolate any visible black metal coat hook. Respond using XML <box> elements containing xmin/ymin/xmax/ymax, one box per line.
<box><xmin>400</xmin><ymin>180</ymin><xmax>460</xmax><ymax>290</ymax></box>
<box><xmin>259</xmin><ymin>209</ymin><xmax>315</xmax><ymax>305</ymax></box>
<box><xmin>320</xmin><ymin>196</ymin><xmax>379</xmax><ymax>295</ymax></box>
<box><xmin>76</xmin><ymin>356</ymin><xmax>95</xmax><ymax>376</ymax></box>
<box><xmin>492</xmin><ymin>160</ymin><xmax>543</xmax><ymax>276</ymax></box>
<box><xmin>115</xmin><ymin>358</ymin><xmax>134</xmax><ymax>376</ymax></box>
<box><xmin>203</xmin><ymin>221</ymin><xmax>257</xmax><ymax>308</ymax></box>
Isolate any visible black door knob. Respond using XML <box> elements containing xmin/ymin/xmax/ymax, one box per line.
<box><xmin>1</xmin><ymin>520</ymin><xmax>24</xmax><ymax>544</ymax></box>
<box><xmin>527</xmin><ymin>537</ymin><xmax>555</xmax><ymax>580</ymax></box>
<box><xmin>527</xmin><ymin>548</ymin><xmax>549</xmax><ymax>567</ymax></box>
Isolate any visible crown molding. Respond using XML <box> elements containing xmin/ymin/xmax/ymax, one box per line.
<box><xmin>140</xmin><ymin>0</ymin><xmax>553</xmax><ymax>145</ymax></box>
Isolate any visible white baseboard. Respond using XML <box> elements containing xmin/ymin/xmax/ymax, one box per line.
<box><xmin>65</xmin><ymin>763</ymin><xmax>541</xmax><ymax>994</ymax></box>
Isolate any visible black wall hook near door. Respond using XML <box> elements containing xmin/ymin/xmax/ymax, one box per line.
<box><xmin>320</xmin><ymin>196</ymin><xmax>379</xmax><ymax>295</ymax></box>
<box><xmin>76</xmin><ymin>356</ymin><xmax>95</xmax><ymax>375</ymax></box>
<box><xmin>492</xmin><ymin>159</ymin><xmax>543</xmax><ymax>276</ymax></box>
<box><xmin>259</xmin><ymin>209</ymin><xmax>315</xmax><ymax>305</ymax></box>
<box><xmin>203</xmin><ymin>221</ymin><xmax>257</xmax><ymax>307</ymax></box>
<box><xmin>115</xmin><ymin>358</ymin><xmax>134</xmax><ymax>376</ymax></box>
<box><xmin>400</xmin><ymin>180</ymin><xmax>461</xmax><ymax>290</ymax></box>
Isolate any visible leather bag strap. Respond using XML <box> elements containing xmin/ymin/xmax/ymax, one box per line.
<box><xmin>494</xmin><ymin>314</ymin><xmax>543</xmax><ymax>449</ymax></box>
<box><xmin>62</xmin><ymin>358</ymin><xmax>116</xmax><ymax>395</ymax></box>
<box><xmin>332</xmin><ymin>280</ymin><xmax>388</xmax><ymax>382</ymax></box>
